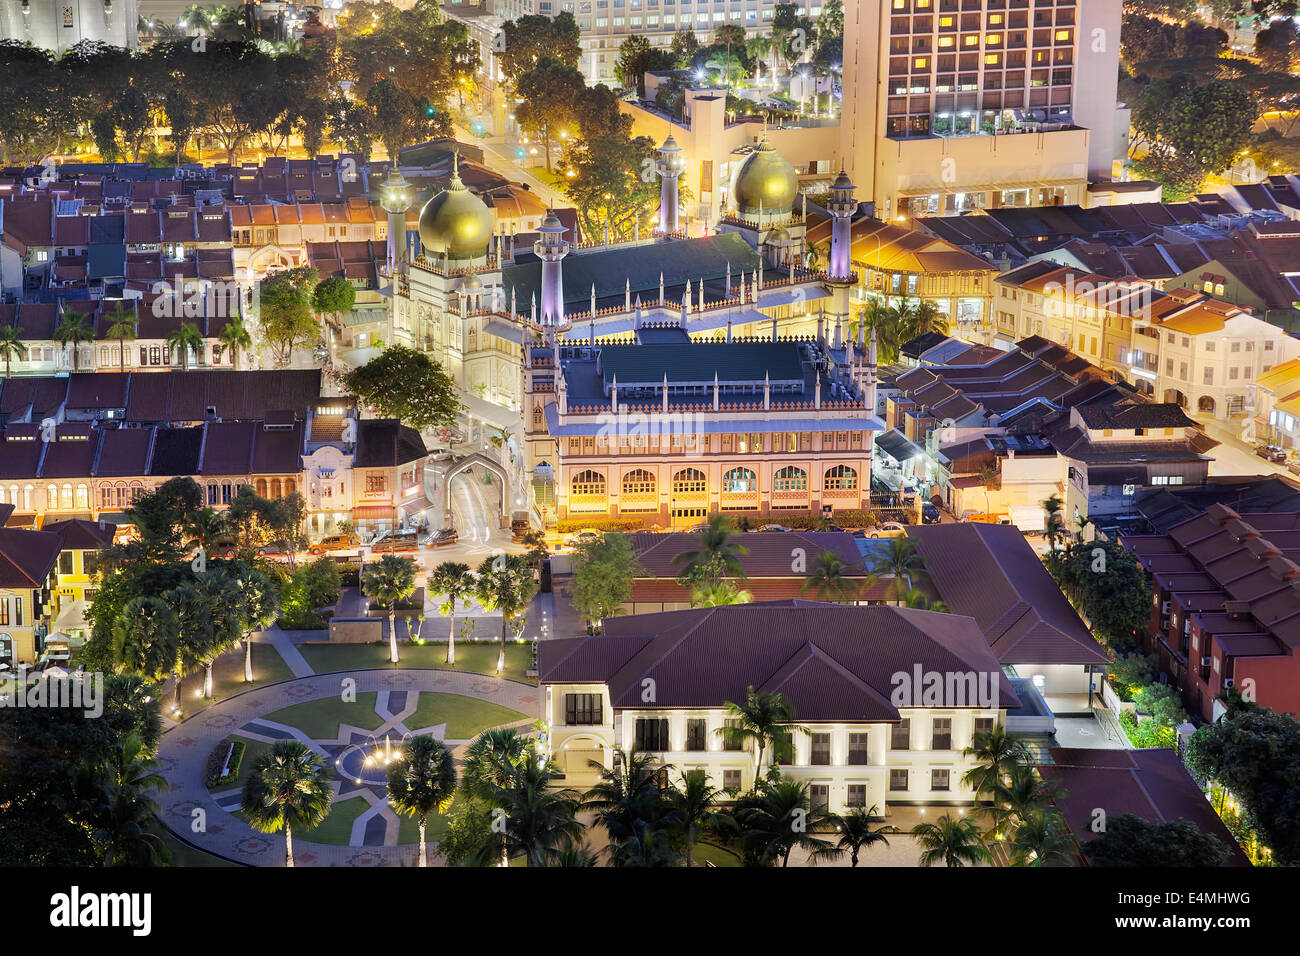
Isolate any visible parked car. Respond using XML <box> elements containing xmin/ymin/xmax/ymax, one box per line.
<box><xmin>563</xmin><ymin>529</ymin><xmax>603</xmax><ymax>549</ymax></box>
<box><xmin>256</xmin><ymin>541</ymin><xmax>293</xmax><ymax>561</ymax></box>
<box><xmin>869</xmin><ymin>521</ymin><xmax>908</xmax><ymax>538</ymax></box>
<box><xmin>922</xmin><ymin>503</ymin><xmax>941</xmax><ymax>524</ymax></box>
<box><xmin>371</xmin><ymin>531</ymin><xmax>420</xmax><ymax>554</ymax></box>
<box><xmin>422</xmin><ymin>528</ymin><xmax>459</xmax><ymax>548</ymax></box>
<box><xmin>1255</xmin><ymin>444</ymin><xmax>1287</xmax><ymax>463</ymax></box>
<box><xmin>309</xmin><ymin>533</ymin><xmax>361</xmax><ymax>556</ymax></box>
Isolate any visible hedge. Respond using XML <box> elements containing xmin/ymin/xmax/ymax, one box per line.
<box><xmin>205</xmin><ymin>738</ymin><xmax>246</xmax><ymax>789</ymax></box>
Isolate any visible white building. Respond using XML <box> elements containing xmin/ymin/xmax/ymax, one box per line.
<box><xmin>0</xmin><ymin>0</ymin><xmax>139</xmax><ymax>52</ymax></box>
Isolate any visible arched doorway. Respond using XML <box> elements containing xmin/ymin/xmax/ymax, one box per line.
<box><xmin>1163</xmin><ymin>388</ymin><xmax>1188</xmax><ymax>409</ymax></box>
<box><xmin>1198</xmin><ymin>395</ymin><xmax>1216</xmax><ymax>415</ymax></box>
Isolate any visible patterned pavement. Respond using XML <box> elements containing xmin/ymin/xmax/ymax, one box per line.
<box><xmin>156</xmin><ymin>668</ymin><xmax>540</xmax><ymax>866</ymax></box>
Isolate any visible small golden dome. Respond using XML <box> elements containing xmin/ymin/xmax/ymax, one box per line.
<box><xmin>733</xmin><ymin>136</ymin><xmax>798</xmax><ymax>216</ymax></box>
<box><xmin>418</xmin><ymin>155</ymin><xmax>493</xmax><ymax>260</ymax></box>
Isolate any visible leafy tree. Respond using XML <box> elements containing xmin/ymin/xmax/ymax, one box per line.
<box><xmin>498</xmin><ymin>12</ymin><xmax>582</xmax><ymax>92</ymax></box>
<box><xmin>240</xmin><ymin>740</ymin><xmax>333</xmax><ymax>867</ymax></box>
<box><xmin>1046</xmin><ymin>539</ymin><xmax>1150</xmax><ymax>649</ymax></box>
<box><xmin>912</xmin><ymin>814</ymin><xmax>993</xmax><ymax>867</ymax></box>
<box><xmin>296</xmin><ymin>97</ymin><xmax>329</xmax><ymax>159</ymax></box>
<box><xmin>257</xmin><ymin>271</ymin><xmax>319</xmax><ymax>367</ymax></box>
<box><xmin>430</xmin><ymin>561</ymin><xmax>475</xmax><ymax>664</ymax></box>
<box><xmin>473</xmin><ymin>553</ymin><xmax>537</xmax><ymax>674</ymax></box>
<box><xmin>817</xmin><ymin>0</ymin><xmax>844</xmax><ymax>39</ymax></box>
<box><xmin>1184</xmin><ymin>708</ymin><xmax>1300</xmax><ymax>864</ymax></box>
<box><xmin>361</xmin><ymin>555</ymin><xmax>418</xmax><ymax>663</ymax></box>
<box><xmin>365</xmin><ymin>78</ymin><xmax>441</xmax><ymax>158</ymax></box>
<box><xmin>343</xmin><ymin>345</ymin><xmax>462</xmax><ymax>431</ymax></box>
<box><xmin>670</xmin><ymin>30</ymin><xmax>701</xmax><ymax>68</ymax></box>
<box><xmin>688</xmin><ymin>580</ymin><xmax>753</xmax><ymax>607</ymax></box>
<box><xmin>1084</xmin><ymin>814</ymin><xmax>1230</xmax><ymax>867</ymax></box>
<box><xmin>387</xmin><ymin>736</ymin><xmax>457</xmax><ymax>867</ymax></box>
<box><xmin>827</xmin><ymin>805</ymin><xmax>898</xmax><ymax>867</ymax></box>
<box><xmin>715</xmin><ymin>687</ymin><xmax>807</xmax><ymax>779</ymax></box>
<box><xmin>515</xmin><ymin>58</ymin><xmax>585</xmax><ymax>172</ymax></box>
<box><xmin>616</xmin><ymin>35</ymin><xmax>676</xmax><ymax>97</ymax></box>
<box><xmin>310</xmin><ymin>276</ymin><xmax>356</xmax><ymax>335</ymax></box>
<box><xmin>325</xmin><ymin>95</ymin><xmax>375</xmax><ymax>160</ymax></box>
<box><xmin>567</xmin><ymin>532</ymin><xmax>643</xmax><ymax>629</ymax></box>
<box><xmin>1255</xmin><ymin>19</ymin><xmax>1297</xmax><ymax>75</ymax></box>
<box><xmin>561</xmin><ymin>100</ymin><xmax>660</xmax><ymax>240</ymax></box>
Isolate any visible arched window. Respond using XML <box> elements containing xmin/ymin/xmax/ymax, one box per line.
<box><xmin>255</xmin><ymin>479</ymin><xmax>268</xmax><ymax>496</ymax></box>
<box><xmin>46</xmin><ymin>484</ymin><xmax>58</xmax><ymax>510</ymax></box>
<box><xmin>23</xmin><ymin>485</ymin><xmax>33</xmax><ymax>511</ymax></box>
<box><xmin>773</xmin><ymin>466</ymin><xmax>808</xmax><ymax>491</ymax></box>
<box><xmin>0</xmin><ymin>486</ymin><xmax>5</xmax><ymax>504</ymax></box>
<box><xmin>672</xmin><ymin>468</ymin><xmax>707</xmax><ymax>494</ymax></box>
<box><xmin>570</xmin><ymin>470</ymin><xmax>607</xmax><ymax>497</ymax></box>
<box><xmin>285</xmin><ymin>479</ymin><xmax>295</xmax><ymax>496</ymax></box>
<box><xmin>621</xmin><ymin>469</ymin><xmax>656</xmax><ymax>496</ymax></box>
<box><xmin>533</xmin><ymin>406</ymin><xmax>544</xmax><ymax>429</ymax></box>
<box><xmin>76</xmin><ymin>483</ymin><xmax>89</xmax><ymax>509</ymax></box>
<box><xmin>270</xmin><ymin>478</ymin><xmax>282</xmax><ymax>498</ymax></box>
<box><xmin>722</xmin><ymin>467</ymin><xmax>757</xmax><ymax>493</ymax></box>
<box><xmin>824</xmin><ymin>465</ymin><xmax>858</xmax><ymax>490</ymax></box>
<box><xmin>62</xmin><ymin>484</ymin><xmax>73</xmax><ymax>510</ymax></box>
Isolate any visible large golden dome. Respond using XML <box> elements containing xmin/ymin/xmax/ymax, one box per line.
<box><xmin>732</xmin><ymin>136</ymin><xmax>798</xmax><ymax>216</ymax></box>
<box><xmin>417</xmin><ymin>157</ymin><xmax>493</xmax><ymax>260</ymax></box>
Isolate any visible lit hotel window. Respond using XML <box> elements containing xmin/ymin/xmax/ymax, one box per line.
<box><xmin>984</xmin><ymin>53</ymin><xmax>1000</xmax><ymax>64</ymax></box>
<box><xmin>989</xmin><ymin>12</ymin><xmax>1002</xmax><ymax>23</ymax></box>
<box><xmin>914</xmin><ymin>56</ymin><xmax>928</xmax><ymax>68</ymax></box>
<box><xmin>1055</xmin><ymin>29</ymin><xmax>1071</xmax><ymax>41</ymax></box>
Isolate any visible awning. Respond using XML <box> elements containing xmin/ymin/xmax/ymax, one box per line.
<box><xmin>875</xmin><ymin>428</ymin><xmax>924</xmax><ymax>463</ymax></box>
<box><xmin>352</xmin><ymin>505</ymin><xmax>398</xmax><ymax>519</ymax></box>
<box><xmin>399</xmin><ymin>495</ymin><xmax>434</xmax><ymax>516</ymax></box>
<box><xmin>54</xmin><ymin>599</ymin><xmax>89</xmax><ymax>633</ymax></box>
<box><xmin>4</xmin><ymin>514</ymin><xmax>36</xmax><ymax>528</ymax></box>
<box><xmin>37</xmin><ymin>512</ymin><xmax>93</xmax><ymax>528</ymax></box>
<box><xmin>93</xmin><ymin>512</ymin><xmax>136</xmax><ymax>525</ymax></box>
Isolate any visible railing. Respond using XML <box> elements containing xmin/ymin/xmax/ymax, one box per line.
<box><xmin>408</xmin><ymin>254</ymin><xmax>502</xmax><ymax>278</ymax></box>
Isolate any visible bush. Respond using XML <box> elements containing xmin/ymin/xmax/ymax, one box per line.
<box><xmin>279</xmin><ymin>557</ymin><xmax>342</xmax><ymax>629</ymax></box>
<box><xmin>1107</xmin><ymin>652</ymin><xmax>1157</xmax><ymax>702</ymax></box>
<box><xmin>204</xmin><ymin>738</ymin><xmax>246</xmax><ymax>789</ymax></box>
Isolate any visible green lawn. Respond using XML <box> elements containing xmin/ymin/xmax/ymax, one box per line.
<box><xmin>170</xmin><ymin>643</ymin><xmax>296</xmax><ymax>719</ymax></box>
<box><xmin>298</xmin><ymin>641</ymin><xmax>536</xmax><ymax>684</ymax></box>
<box><xmin>406</xmin><ymin>692</ymin><xmax>526</xmax><ymax>739</ymax></box>
<box><xmin>262</xmin><ymin>691</ymin><xmax>386</xmax><ymax>740</ymax></box>
<box><xmin>397</xmin><ymin>809</ymin><xmax>450</xmax><ymax>846</ymax></box>
<box><xmin>692</xmin><ymin>842</ymin><xmax>742</xmax><ymax>867</ymax></box>
<box><xmin>299</xmin><ymin>796</ymin><xmax>370</xmax><ymax>845</ymax></box>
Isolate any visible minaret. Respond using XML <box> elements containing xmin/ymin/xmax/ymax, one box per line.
<box><xmin>657</xmin><ymin>134</ymin><xmax>684</xmax><ymax>235</ymax></box>
<box><xmin>535</xmin><ymin>209</ymin><xmax>569</xmax><ymax>327</ymax></box>
<box><xmin>827</xmin><ymin>166</ymin><xmax>856</xmax><ymax>281</ymax></box>
<box><xmin>378</xmin><ymin>166</ymin><xmax>414</xmax><ymax>277</ymax></box>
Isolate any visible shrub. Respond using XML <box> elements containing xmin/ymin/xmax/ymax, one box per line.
<box><xmin>279</xmin><ymin>557</ymin><xmax>342</xmax><ymax>629</ymax></box>
<box><xmin>204</xmin><ymin>738</ymin><xmax>246</xmax><ymax>788</ymax></box>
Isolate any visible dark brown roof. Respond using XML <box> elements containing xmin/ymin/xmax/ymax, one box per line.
<box><xmin>354</xmin><ymin>419</ymin><xmax>427</xmax><ymax>468</ymax></box>
<box><xmin>539</xmin><ymin>601</ymin><xmax>1018</xmax><ymax>719</ymax></box>
<box><xmin>1039</xmin><ymin>748</ymin><xmax>1248</xmax><ymax>866</ymax></box>
<box><xmin>0</xmin><ymin>527</ymin><xmax>62</xmax><ymax>587</ymax></box>
<box><xmin>628</xmin><ymin>530</ymin><xmax>868</xmax><ymax>579</ymax></box>
<box><xmin>909</xmin><ymin>523</ymin><xmax>1108</xmax><ymax>665</ymax></box>
<box><xmin>41</xmin><ymin>517</ymin><xmax>114</xmax><ymax>550</ymax></box>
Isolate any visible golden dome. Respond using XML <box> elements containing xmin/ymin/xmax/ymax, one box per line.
<box><xmin>733</xmin><ymin>136</ymin><xmax>798</xmax><ymax>216</ymax></box>
<box><xmin>417</xmin><ymin>156</ymin><xmax>493</xmax><ymax>260</ymax></box>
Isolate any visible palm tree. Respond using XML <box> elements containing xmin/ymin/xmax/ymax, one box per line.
<box><xmin>583</xmin><ymin>749</ymin><xmax>671</xmax><ymax>850</ymax></box>
<box><xmin>734</xmin><ymin>777</ymin><xmax>836</xmax><ymax>866</ymax></box>
<box><xmin>985</xmin><ymin>763</ymin><xmax>1063</xmax><ymax>840</ymax></box>
<box><xmin>461</xmin><ymin>727</ymin><xmax>531</xmax><ymax>802</ymax></box>
<box><xmin>179</xmin><ymin>4</ymin><xmax>212</xmax><ymax>32</ymax></box>
<box><xmin>183</xmin><ymin>507</ymin><xmax>227</xmax><ymax>555</ymax></box>
<box><xmin>827</xmin><ymin>806</ymin><xmax>899</xmax><ymax>867</ymax></box>
<box><xmin>102</xmin><ymin>673</ymin><xmax>164</xmax><ymax>756</ymax></box>
<box><xmin>104</xmin><ymin>302</ymin><xmax>137</xmax><ymax>373</ymax></box>
<box><xmin>853</xmin><ymin>297</ymin><xmax>893</xmax><ymax>355</ymax></box>
<box><xmin>430</xmin><ymin>561</ymin><xmax>475</xmax><ymax>665</ymax></box>
<box><xmin>473</xmin><ymin>553</ymin><xmax>537</xmax><ymax>674</ymax></box>
<box><xmin>111</xmin><ymin>596</ymin><xmax>178</xmax><ymax>685</ymax></box>
<box><xmin>961</xmin><ymin>725</ymin><xmax>1032</xmax><ymax>804</ymax></box>
<box><xmin>801</xmin><ymin>550</ymin><xmax>859</xmax><ymax>603</ymax></box>
<box><xmin>901</xmin><ymin>587</ymin><xmax>949</xmax><ymax>612</ymax></box>
<box><xmin>361</xmin><ymin>555</ymin><xmax>418</xmax><ymax>663</ymax></box>
<box><xmin>867</xmin><ymin>535</ymin><xmax>927</xmax><ymax>605</ymax></box>
<box><xmin>1043</xmin><ymin>493</ymin><xmax>1066</xmax><ymax>551</ymax></box>
<box><xmin>979</xmin><ymin>464</ymin><xmax>1000</xmax><ymax>516</ymax></box>
<box><xmin>387</xmin><ymin>736</ymin><xmax>457</xmax><ymax>867</ymax></box>
<box><xmin>166</xmin><ymin>321</ymin><xmax>205</xmax><ymax>370</ymax></box>
<box><xmin>172</xmin><ymin>570</ymin><xmax>244</xmax><ymax>699</ymax></box>
<box><xmin>93</xmin><ymin>733</ymin><xmax>169</xmax><ymax>866</ymax></box>
<box><xmin>690</xmin><ymin>580</ymin><xmax>753</xmax><ymax>607</ymax></box>
<box><xmin>746</xmin><ymin>35</ymin><xmax>774</xmax><ymax>84</ymax></box>
<box><xmin>0</xmin><ymin>324</ymin><xmax>26</xmax><ymax>377</ymax></box>
<box><xmin>488</xmin><ymin>752</ymin><xmax>583</xmax><ymax>867</ymax></box>
<box><xmin>672</xmin><ymin>513</ymin><xmax>749</xmax><ymax>588</ymax></box>
<box><xmin>54</xmin><ymin>309</ymin><xmax>94</xmax><ymax>372</ymax></box>
<box><xmin>234</xmin><ymin>566</ymin><xmax>279</xmax><ymax>683</ymax></box>
<box><xmin>668</xmin><ymin>769</ymin><xmax>733</xmax><ymax>866</ymax></box>
<box><xmin>218</xmin><ymin>316</ymin><xmax>253</xmax><ymax>369</ymax></box>
<box><xmin>912</xmin><ymin>814</ymin><xmax>993</xmax><ymax>868</ymax></box>
<box><xmin>1008</xmin><ymin>810</ymin><xmax>1078</xmax><ymax>867</ymax></box>
<box><xmin>240</xmin><ymin>740</ymin><xmax>333</xmax><ymax>867</ymax></box>
<box><xmin>715</xmin><ymin>686</ymin><xmax>807</xmax><ymax>780</ymax></box>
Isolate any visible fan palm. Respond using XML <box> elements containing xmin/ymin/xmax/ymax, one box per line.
<box><xmin>93</xmin><ymin>733</ymin><xmax>169</xmax><ymax>866</ymax></box>
<box><xmin>172</xmin><ymin>570</ymin><xmax>245</xmax><ymax>699</ymax></box>
<box><xmin>985</xmin><ymin>763</ymin><xmax>1064</xmax><ymax>839</ymax></box>
<box><xmin>734</xmin><ymin>777</ymin><xmax>836</xmax><ymax>867</ymax></box>
<box><xmin>801</xmin><ymin>550</ymin><xmax>859</xmax><ymax>603</ymax></box>
<box><xmin>667</xmin><ymin>768</ymin><xmax>733</xmax><ymax>866</ymax></box>
<box><xmin>961</xmin><ymin>725</ymin><xmax>1032</xmax><ymax>803</ymax></box>
<box><xmin>430</xmin><ymin>561</ymin><xmax>475</xmax><ymax>664</ymax></box>
<box><xmin>166</xmin><ymin>321</ymin><xmax>204</xmax><ymax>370</ymax></box>
<box><xmin>672</xmin><ymin>513</ymin><xmax>749</xmax><ymax>588</ymax></box>
<box><xmin>111</xmin><ymin>596</ymin><xmax>178</xmax><ymax>684</ymax></box>
<box><xmin>218</xmin><ymin>316</ymin><xmax>253</xmax><ymax>369</ymax></box>
<box><xmin>461</xmin><ymin>727</ymin><xmax>531</xmax><ymax>802</ymax></box>
<box><xmin>868</xmin><ymin>535</ymin><xmax>927</xmax><ymax>605</ymax></box>
<box><xmin>715</xmin><ymin>686</ymin><xmax>807</xmax><ymax>780</ymax></box>
<box><xmin>102</xmin><ymin>673</ymin><xmax>164</xmax><ymax>756</ymax></box>
<box><xmin>183</xmin><ymin>507</ymin><xmax>227</xmax><ymax>555</ymax></box>
<box><xmin>0</xmin><ymin>324</ymin><xmax>26</xmax><ymax>377</ymax></box>
<box><xmin>387</xmin><ymin>736</ymin><xmax>457</xmax><ymax>867</ymax></box>
<box><xmin>473</xmin><ymin>553</ymin><xmax>537</xmax><ymax>674</ymax></box>
<box><xmin>361</xmin><ymin>555</ymin><xmax>418</xmax><ymax>663</ymax></box>
<box><xmin>912</xmin><ymin>814</ymin><xmax>993</xmax><ymax>868</ymax></box>
<box><xmin>240</xmin><ymin>740</ymin><xmax>333</xmax><ymax>867</ymax></box>
<box><xmin>483</xmin><ymin>752</ymin><xmax>583</xmax><ymax>867</ymax></box>
<box><xmin>54</xmin><ymin>309</ymin><xmax>94</xmax><ymax>372</ymax></box>
<box><xmin>104</xmin><ymin>302</ymin><xmax>137</xmax><ymax>373</ymax></box>
<box><xmin>234</xmin><ymin>566</ymin><xmax>279</xmax><ymax>683</ymax></box>
<box><xmin>827</xmin><ymin>805</ymin><xmax>899</xmax><ymax>867</ymax></box>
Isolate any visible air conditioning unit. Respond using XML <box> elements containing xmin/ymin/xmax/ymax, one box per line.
<box><xmin>1161</xmin><ymin>601</ymin><xmax>1171</xmax><ymax>614</ymax></box>
<box><xmin>1223</xmin><ymin>677</ymin><xmax>1234</xmax><ymax>689</ymax></box>
<box><xmin>1201</xmin><ymin>656</ymin><xmax>1212</xmax><ymax>667</ymax></box>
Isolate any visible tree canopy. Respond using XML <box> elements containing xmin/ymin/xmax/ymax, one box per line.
<box><xmin>342</xmin><ymin>345</ymin><xmax>462</xmax><ymax>431</ymax></box>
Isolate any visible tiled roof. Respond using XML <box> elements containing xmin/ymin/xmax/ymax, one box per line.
<box><xmin>539</xmin><ymin>601</ymin><xmax>1018</xmax><ymax>719</ymax></box>
<box><xmin>353</xmin><ymin>419</ymin><xmax>427</xmax><ymax>468</ymax></box>
<box><xmin>0</xmin><ymin>527</ymin><xmax>62</xmax><ymax>587</ymax></box>
<box><xmin>41</xmin><ymin>517</ymin><xmax>114</xmax><ymax>550</ymax></box>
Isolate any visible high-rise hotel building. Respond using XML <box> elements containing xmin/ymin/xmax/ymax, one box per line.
<box><xmin>840</xmin><ymin>0</ymin><xmax>1121</xmax><ymax>219</ymax></box>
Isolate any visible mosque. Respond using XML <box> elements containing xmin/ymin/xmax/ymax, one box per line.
<box><xmin>387</xmin><ymin>135</ymin><xmax>885</xmax><ymax>526</ymax></box>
